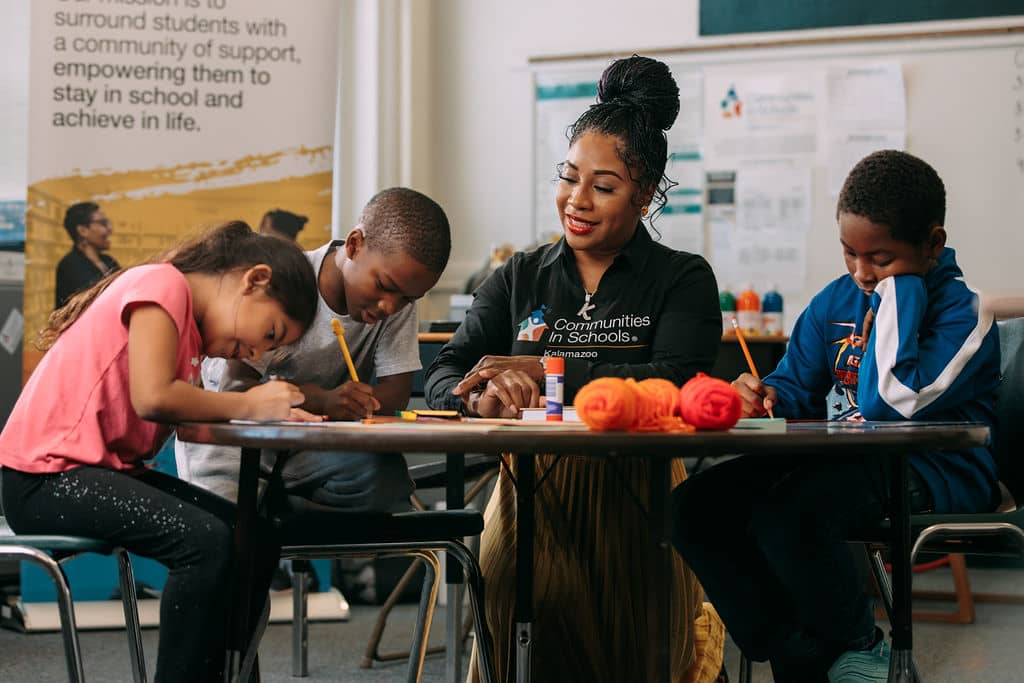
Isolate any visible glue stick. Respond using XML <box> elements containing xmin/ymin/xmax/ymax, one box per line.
<box><xmin>545</xmin><ymin>356</ymin><xmax>565</xmax><ymax>421</ymax></box>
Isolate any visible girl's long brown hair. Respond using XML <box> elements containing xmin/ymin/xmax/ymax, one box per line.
<box><xmin>37</xmin><ymin>221</ymin><xmax>318</xmax><ymax>350</ymax></box>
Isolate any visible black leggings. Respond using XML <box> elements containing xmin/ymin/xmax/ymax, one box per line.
<box><xmin>2</xmin><ymin>465</ymin><xmax>280</xmax><ymax>683</ymax></box>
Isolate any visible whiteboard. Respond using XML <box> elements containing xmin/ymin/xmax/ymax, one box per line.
<box><xmin>531</xmin><ymin>32</ymin><xmax>1024</xmax><ymax>330</ymax></box>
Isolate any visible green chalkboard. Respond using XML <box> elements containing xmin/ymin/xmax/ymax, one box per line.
<box><xmin>700</xmin><ymin>1</ymin><xmax>1024</xmax><ymax>36</ymax></box>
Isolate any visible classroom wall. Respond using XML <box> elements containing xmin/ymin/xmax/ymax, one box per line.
<box><xmin>428</xmin><ymin>0</ymin><xmax>702</xmax><ymax>296</ymax></box>
<box><xmin>425</xmin><ymin>3</ymin><xmax>1024</xmax><ymax>326</ymax></box>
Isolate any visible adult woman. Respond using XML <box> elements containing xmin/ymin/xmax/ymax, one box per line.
<box><xmin>55</xmin><ymin>201</ymin><xmax>120</xmax><ymax>309</ymax></box>
<box><xmin>424</xmin><ymin>56</ymin><xmax>725</xmax><ymax>683</ymax></box>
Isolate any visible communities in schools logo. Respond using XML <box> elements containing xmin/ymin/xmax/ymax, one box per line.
<box><xmin>516</xmin><ymin>306</ymin><xmax>549</xmax><ymax>341</ymax></box>
<box><xmin>720</xmin><ymin>85</ymin><xmax>742</xmax><ymax>118</ymax></box>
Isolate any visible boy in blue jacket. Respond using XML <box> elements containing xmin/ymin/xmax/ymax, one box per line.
<box><xmin>672</xmin><ymin>150</ymin><xmax>1000</xmax><ymax>682</ymax></box>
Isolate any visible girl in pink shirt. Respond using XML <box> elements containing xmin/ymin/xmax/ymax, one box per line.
<box><xmin>0</xmin><ymin>222</ymin><xmax>319</xmax><ymax>682</ymax></box>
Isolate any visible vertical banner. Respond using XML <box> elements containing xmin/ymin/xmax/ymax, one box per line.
<box><xmin>25</xmin><ymin>0</ymin><xmax>339</xmax><ymax>377</ymax></box>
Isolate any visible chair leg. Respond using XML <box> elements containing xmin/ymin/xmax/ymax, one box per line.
<box><xmin>115</xmin><ymin>549</ymin><xmax>148</xmax><ymax>683</ymax></box>
<box><xmin>9</xmin><ymin>547</ymin><xmax>85</xmax><ymax>682</ymax></box>
<box><xmin>292</xmin><ymin>561</ymin><xmax>309</xmax><ymax>677</ymax></box>
<box><xmin>868</xmin><ymin>546</ymin><xmax>896</xmax><ymax>622</ymax></box>
<box><xmin>406</xmin><ymin>551</ymin><xmax>441</xmax><ymax>683</ymax></box>
<box><xmin>738</xmin><ymin>653</ymin><xmax>752</xmax><ymax>683</ymax></box>
<box><xmin>445</xmin><ymin>540</ymin><xmax>496</xmax><ymax>683</ymax></box>
<box><xmin>362</xmin><ymin>556</ymin><xmax>445</xmax><ymax>667</ymax></box>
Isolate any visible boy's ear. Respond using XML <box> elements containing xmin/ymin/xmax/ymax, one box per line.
<box><xmin>344</xmin><ymin>227</ymin><xmax>365</xmax><ymax>259</ymax></box>
<box><xmin>927</xmin><ymin>226</ymin><xmax>947</xmax><ymax>259</ymax></box>
<box><xmin>242</xmin><ymin>264</ymin><xmax>273</xmax><ymax>292</ymax></box>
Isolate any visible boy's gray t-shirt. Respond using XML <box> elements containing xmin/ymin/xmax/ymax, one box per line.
<box><xmin>174</xmin><ymin>240</ymin><xmax>421</xmax><ymax>501</ymax></box>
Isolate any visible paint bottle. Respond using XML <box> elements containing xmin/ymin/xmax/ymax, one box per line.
<box><xmin>736</xmin><ymin>284</ymin><xmax>761</xmax><ymax>335</ymax></box>
<box><xmin>762</xmin><ymin>286</ymin><xmax>784</xmax><ymax>336</ymax></box>
<box><xmin>545</xmin><ymin>356</ymin><xmax>565</xmax><ymax>421</ymax></box>
<box><xmin>719</xmin><ymin>287</ymin><xmax>736</xmax><ymax>334</ymax></box>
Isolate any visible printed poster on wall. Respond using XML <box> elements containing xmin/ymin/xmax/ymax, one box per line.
<box><xmin>703</xmin><ymin>70</ymin><xmax>820</xmax><ymax>170</ymax></box>
<box><xmin>25</xmin><ymin>0</ymin><xmax>339</xmax><ymax>378</ymax></box>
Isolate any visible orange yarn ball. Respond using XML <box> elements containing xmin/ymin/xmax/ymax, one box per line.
<box><xmin>626</xmin><ymin>379</ymin><xmax>659</xmax><ymax>431</ymax></box>
<box><xmin>575</xmin><ymin>377</ymin><xmax>638</xmax><ymax>431</ymax></box>
<box><xmin>678</xmin><ymin>372</ymin><xmax>742</xmax><ymax>431</ymax></box>
<box><xmin>637</xmin><ymin>378</ymin><xmax>681</xmax><ymax>417</ymax></box>
<box><xmin>637</xmin><ymin>378</ymin><xmax>696</xmax><ymax>432</ymax></box>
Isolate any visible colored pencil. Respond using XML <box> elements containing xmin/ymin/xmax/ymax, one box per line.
<box><xmin>731</xmin><ymin>317</ymin><xmax>775</xmax><ymax>418</ymax></box>
<box><xmin>330</xmin><ymin>318</ymin><xmax>360</xmax><ymax>383</ymax></box>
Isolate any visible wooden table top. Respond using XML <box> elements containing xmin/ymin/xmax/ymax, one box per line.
<box><xmin>177</xmin><ymin>420</ymin><xmax>988</xmax><ymax>459</ymax></box>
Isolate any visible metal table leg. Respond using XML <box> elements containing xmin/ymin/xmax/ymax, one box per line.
<box><xmin>446</xmin><ymin>453</ymin><xmax>465</xmax><ymax>683</ymax></box>
<box><xmin>227</xmin><ymin>446</ymin><xmax>261</xmax><ymax>682</ymax></box>
<box><xmin>648</xmin><ymin>457</ymin><xmax>672</xmax><ymax>683</ymax></box>
<box><xmin>514</xmin><ymin>453</ymin><xmax>534</xmax><ymax>683</ymax></box>
<box><xmin>888</xmin><ymin>452</ymin><xmax>916</xmax><ymax>683</ymax></box>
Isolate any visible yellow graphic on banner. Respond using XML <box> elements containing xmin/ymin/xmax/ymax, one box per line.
<box><xmin>24</xmin><ymin>146</ymin><xmax>332</xmax><ymax>381</ymax></box>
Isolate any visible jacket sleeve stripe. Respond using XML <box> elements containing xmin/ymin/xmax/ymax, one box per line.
<box><xmin>874</xmin><ymin>276</ymin><xmax>993</xmax><ymax>418</ymax></box>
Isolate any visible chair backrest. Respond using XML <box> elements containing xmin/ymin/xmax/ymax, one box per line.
<box><xmin>995</xmin><ymin>318</ymin><xmax>1024</xmax><ymax>503</ymax></box>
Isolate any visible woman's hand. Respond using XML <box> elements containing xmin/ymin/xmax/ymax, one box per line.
<box><xmin>243</xmin><ymin>380</ymin><xmax>306</xmax><ymax>421</ymax></box>
<box><xmin>322</xmin><ymin>381</ymin><xmax>381</xmax><ymax>421</ymax></box>
<box><xmin>731</xmin><ymin>373</ymin><xmax>777</xmax><ymax>418</ymax></box>
<box><xmin>463</xmin><ymin>369</ymin><xmax>543</xmax><ymax>418</ymax></box>
<box><xmin>453</xmin><ymin>355</ymin><xmax>545</xmax><ymax>397</ymax></box>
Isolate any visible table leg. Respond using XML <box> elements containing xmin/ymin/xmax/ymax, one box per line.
<box><xmin>888</xmin><ymin>453</ymin><xmax>915</xmax><ymax>683</ymax></box>
<box><xmin>446</xmin><ymin>453</ymin><xmax>465</xmax><ymax>683</ymax></box>
<box><xmin>648</xmin><ymin>457</ymin><xmax>672</xmax><ymax>683</ymax></box>
<box><xmin>226</xmin><ymin>446</ymin><xmax>261</xmax><ymax>682</ymax></box>
<box><xmin>514</xmin><ymin>453</ymin><xmax>534</xmax><ymax>683</ymax></box>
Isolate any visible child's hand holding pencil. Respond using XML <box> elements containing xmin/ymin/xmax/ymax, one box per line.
<box><xmin>731</xmin><ymin>373</ymin><xmax>778</xmax><ymax>418</ymax></box>
<box><xmin>329</xmin><ymin>318</ymin><xmax>378</xmax><ymax>420</ymax></box>
<box><xmin>731</xmin><ymin>318</ymin><xmax>777</xmax><ymax>418</ymax></box>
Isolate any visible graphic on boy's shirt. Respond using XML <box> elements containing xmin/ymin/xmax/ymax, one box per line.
<box><xmin>516</xmin><ymin>306</ymin><xmax>548</xmax><ymax>342</ymax></box>
<box><xmin>828</xmin><ymin>320</ymin><xmax>867</xmax><ymax>420</ymax></box>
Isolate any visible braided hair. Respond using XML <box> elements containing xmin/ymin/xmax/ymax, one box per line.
<box><xmin>568</xmin><ymin>55</ymin><xmax>680</xmax><ymax>219</ymax></box>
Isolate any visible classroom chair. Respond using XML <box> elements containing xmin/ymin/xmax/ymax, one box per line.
<box><xmin>864</xmin><ymin>316</ymin><xmax>1024</xmax><ymax>626</ymax></box>
<box><xmin>345</xmin><ymin>454</ymin><xmax>498</xmax><ymax>670</ymax></box>
<box><xmin>262</xmin><ymin>453</ymin><xmax>498</xmax><ymax>683</ymax></box>
<box><xmin>0</xmin><ymin>520</ymin><xmax>147</xmax><ymax>683</ymax></box>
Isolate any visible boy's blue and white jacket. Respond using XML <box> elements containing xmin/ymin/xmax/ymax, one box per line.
<box><xmin>765</xmin><ymin>247</ymin><xmax>1000</xmax><ymax>513</ymax></box>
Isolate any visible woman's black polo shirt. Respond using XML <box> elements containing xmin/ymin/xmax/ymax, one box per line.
<box><xmin>425</xmin><ymin>225</ymin><xmax>721</xmax><ymax>409</ymax></box>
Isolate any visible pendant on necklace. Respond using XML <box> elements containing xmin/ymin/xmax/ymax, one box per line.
<box><xmin>577</xmin><ymin>290</ymin><xmax>596</xmax><ymax>320</ymax></box>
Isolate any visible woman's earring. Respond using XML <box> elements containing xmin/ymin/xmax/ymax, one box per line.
<box><xmin>641</xmin><ymin>206</ymin><xmax>649</xmax><ymax>217</ymax></box>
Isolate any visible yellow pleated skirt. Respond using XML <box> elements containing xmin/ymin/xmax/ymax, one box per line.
<box><xmin>468</xmin><ymin>456</ymin><xmax>724</xmax><ymax>683</ymax></box>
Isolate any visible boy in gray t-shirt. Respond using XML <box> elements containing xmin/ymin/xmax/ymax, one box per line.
<box><xmin>175</xmin><ymin>188</ymin><xmax>452</xmax><ymax>510</ymax></box>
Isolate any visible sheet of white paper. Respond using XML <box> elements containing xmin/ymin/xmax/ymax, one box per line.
<box><xmin>826</xmin><ymin>63</ymin><xmax>905</xmax><ymax>130</ymax></box>
<box><xmin>827</xmin><ymin>130</ymin><xmax>906</xmax><ymax>196</ymax></box>
<box><xmin>0</xmin><ymin>309</ymin><xmax>22</xmax><ymax>356</ymax></box>
<box><xmin>0</xmin><ymin>308</ymin><xmax>23</xmax><ymax>355</ymax></box>
<box><xmin>704</xmin><ymin>71</ymin><xmax>820</xmax><ymax>169</ymax></box>
<box><xmin>824</xmin><ymin>63</ymin><xmax>906</xmax><ymax>195</ymax></box>
<box><xmin>733</xmin><ymin>164</ymin><xmax>812</xmax><ymax>287</ymax></box>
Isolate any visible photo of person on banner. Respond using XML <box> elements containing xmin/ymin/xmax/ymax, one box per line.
<box><xmin>54</xmin><ymin>201</ymin><xmax>120</xmax><ymax>309</ymax></box>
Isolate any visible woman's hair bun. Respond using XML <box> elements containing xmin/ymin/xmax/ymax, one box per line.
<box><xmin>596</xmin><ymin>55</ymin><xmax>680</xmax><ymax>131</ymax></box>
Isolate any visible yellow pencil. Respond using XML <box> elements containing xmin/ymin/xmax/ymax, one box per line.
<box><xmin>731</xmin><ymin>317</ymin><xmax>775</xmax><ymax>419</ymax></box>
<box><xmin>331</xmin><ymin>318</ymin><xmax>360</xmax><ymax>383</ymax></box>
